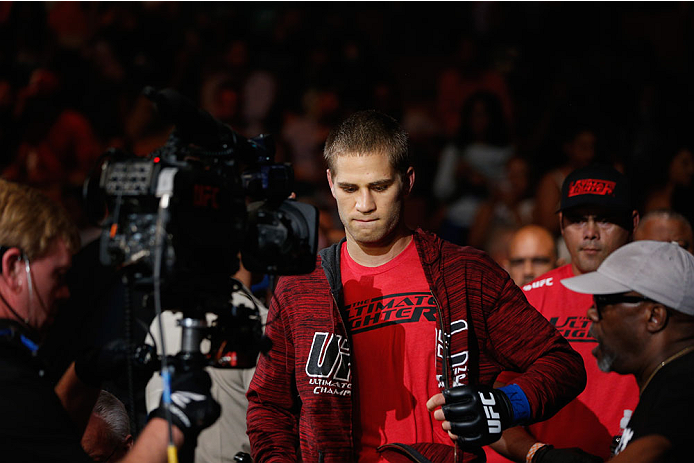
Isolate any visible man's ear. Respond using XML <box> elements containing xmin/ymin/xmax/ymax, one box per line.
<box><xmin>645</xmin><ymin>303</ymin><xmax>669</xmax><ymax>333</ymax></box>
<box><xmin>403</xmin><ymin>166</ymin><xmax>415</xmax><ymax>197</ymax></box>
<box><xmin>558</xmin><ymin>211</ymin><xmax>565</xmax><ymax>235</ymax></box>
<box><xmin>327</xmin><ymin>169</ymin><xmax>336</xmax><ymax>198</ymax></box>
<box><xmin>631</xmin><ymin>210</ymin><xmax>640</xmax><ymax>234</ymax></box>
<box><xmin>1</xmin><ymin>247</ymin><xmax>25</xmax><ymax>292</ymax></box>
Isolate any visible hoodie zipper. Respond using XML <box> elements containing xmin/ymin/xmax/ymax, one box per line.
<box><xmin>330</xmin><ymin>292</ymin><xmax>355</xmax><ymax>454</ymax></box>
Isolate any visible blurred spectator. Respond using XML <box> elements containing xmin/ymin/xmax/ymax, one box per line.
<box><xmin>334</xmin><ymin>35</ymin><xmax>379</xmax><ymax>115</ymax></box>
<box><xmin>200</xmin><ymin>73</ymin><xmax>242</xmax><ymax>128</ymax></box>
<box><xmin>4</xmin><ymin>3</ymin><xmax>53</xmax><ymax>81</ymax></box>
<box><xmin>533</xmin><ymin>123</ymin><xmax>597</xmax><ymax>235</ymax></box>
<box><xmin>634</xmin><ymin>209</ymin><xmax>693</xmax><ymax>253</ymax></box>
<box><xmin>503</xmin><ymin>224</ymin><xmax>558</xmax><ymax>287</ymax></box>
<box><xmin>468</xmin><ymin>155</ymin><xmax>534</xmax><ymax>248</ymax></box>
<box><xmin>0</xmin><ymin>79</ymin><xmax>15</xmax><ymax>166</ymax></box>
<box><xmin>241</xmin><ymin>70</ymin><xmax>279</xmax><ymax>136</ymax></box>
<box><xmin>436</xmin><ymin>36</ymin><xmax>513</xmax><ymax>138</ymax></box>
<box><xmin>281</xmin><ymin>87</ymin><xmax>339</xmax><ymax>185</ymax></box>
<box><xmin>46</xmin><ymin>2</ymin><xmax>90</xmax><ymax>49</ymax></box>
<box><xmin>81</xmin><ymin>390</ymin><xmax>133</xmax><ymax>462</ymax></box>
<box><xmin>121</xmin><ymin>93</ymin><xmax>173</xmax><ymax>157</ymax></box>
<box><xmin>1</xmin><ymin>68</ymin><xmax>102</xmax><ymax>199</ymax></box>
<box><xmin>432</xmin><ymin>91</ymin><xmax>514</xmax><ymax>245</ymax></box>
<box><xmin>482</xmin><ymin>224</ymin><xmax>518</xmax><ymax>268</ymax></box>
<box><xmin>79</xmin><ymin>35</ymin><xmax>128</xmax><ymax>143</ymax></box>
<box><xmin>370</xmin><ymin>74</ymin><xmax>404</xmax><ymax>124</ymax></box>
<box><xmin>642</xmin><ymin>145</ymin><xmax>694</xmax><ymax>225</ymax></box>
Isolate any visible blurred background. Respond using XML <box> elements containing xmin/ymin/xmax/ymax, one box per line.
<box><xmin>1</xmin><ymin>1</ymin><xmax>692</xmax><ymax>260</ymax></box>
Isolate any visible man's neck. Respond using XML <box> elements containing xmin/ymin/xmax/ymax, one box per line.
<box><xmin>636</xmin><ymin>340</ymin><xmax>694</xmax><ymax>391</ymax></box>
<box><xmin>569</xmin><ymin>261</ymin><xmax>583</xmax><ymax>276</ymax></box>
<box><xmin>345</xmin><ymin>232</ymin><xmax>413</xmax><ymax>267</ymax></box>
<box><xmin>0</xmin><ymin>296</ymin><xmax>29</xmax><ymax>331</ymax></box>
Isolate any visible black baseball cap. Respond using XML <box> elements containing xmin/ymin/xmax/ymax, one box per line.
<box><xmin>559</xmin><ymin>164</ymin><xmax>632</xmax><ymax>212</ymax></box>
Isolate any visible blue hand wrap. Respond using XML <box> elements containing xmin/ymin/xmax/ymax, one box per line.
<box><xmin>499</xmin><ymin>383</ymin><xmax>531</xmax><ymax>425</ymax></box>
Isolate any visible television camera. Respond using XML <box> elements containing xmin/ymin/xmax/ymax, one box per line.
<box><xmin>84</xmin><ymin>86</ymin><xmax>319</xmax><ymax>374</ymax></box>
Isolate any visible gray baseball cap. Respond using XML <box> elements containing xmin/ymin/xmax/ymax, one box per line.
<box><xmin>561</xmin><ymin>240</ymin><xmax>694</xmax><ymax>316</ymax></box>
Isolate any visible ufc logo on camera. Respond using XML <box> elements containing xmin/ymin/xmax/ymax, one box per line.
<box><xmin>479</xmin><ymin>392</ymin><xmax>502</xmax><ymax>433</ymax></box>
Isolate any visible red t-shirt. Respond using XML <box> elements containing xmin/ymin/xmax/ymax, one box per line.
<box><xmin>341</xmin><ymin>239</ymin><xmax>452</xmax><ymax>462</ymax></box>
<box><xmin>488</xmin><ymin>264</ymin><xmax>639</xmax><ymax>462</ymax></box>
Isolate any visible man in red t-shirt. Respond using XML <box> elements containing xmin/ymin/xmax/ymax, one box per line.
<box><xmin>488</xmin><ymin>165</ymin><xmax>641</xmax><ymax>463</ymax></box>
<box><xmin>247</xmin><ymin>111</ymin><xmax>587</xmax><ymax>463</ymax></box>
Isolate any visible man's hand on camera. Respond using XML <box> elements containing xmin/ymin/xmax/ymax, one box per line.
<box><xmin>427</xmin><ymin>384</ymin><xmax>514</xmax><ymax>447</ymax></box>
<box><xmin>149</xmin><ymin>369</ymin><xmax>220</xmax><ymax>440</ymax></box>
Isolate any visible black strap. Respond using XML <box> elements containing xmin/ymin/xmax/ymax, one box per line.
<box><xmin>377</xmin><ymin>443</ymin><xmax>432</xmax><ymax>463</ymax></box>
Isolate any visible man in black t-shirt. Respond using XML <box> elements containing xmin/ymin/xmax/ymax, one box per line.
<box><xmin>0</xmin><ymin>179</ymin><xmax>219</xmax><ymax>462</ymax></box>
<box><xmin>561</xmin><ymin>240</ymin><xmax>694</xmax><ymax>462</ymax></box>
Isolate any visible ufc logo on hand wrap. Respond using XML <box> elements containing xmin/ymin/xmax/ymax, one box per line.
<box><xmin>479</xmin><ymin>392</ymin><xmax>502</xmax><ymax>434</ymax></box>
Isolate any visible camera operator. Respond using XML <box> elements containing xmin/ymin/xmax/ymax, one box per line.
<box><xmin>0</xmin><ymin>178</ymin><xmax>219</xmax><ymax>462</ymax></box>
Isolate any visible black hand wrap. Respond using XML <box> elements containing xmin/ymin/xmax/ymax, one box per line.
<box><xmin>149</xmin><ymin>369</ymin><xmax>221</xmax><ymax>440</ymax></box>
<box><xmin>441</xmin><ymin>384</ymin><xmax>514</xmax><ymax>447</ymax></box>
<box><xmin>533</xmin><ymin>446</ymin><xmax>604</xmax><ymax>463</ymax></box>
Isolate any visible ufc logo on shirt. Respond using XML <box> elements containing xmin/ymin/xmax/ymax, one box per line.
<box><xmin>305</xmin><ymin>332</ymin><xmax>352</xmax><ymax>396</ymax></box>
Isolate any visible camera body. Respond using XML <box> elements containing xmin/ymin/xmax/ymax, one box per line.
<box><xmin>93</xmin><ymin>87</ymin><xmax>318</xmax><ymax>287</ymax></box>
<box><xmin>86</xmin><ymin>87</ymin><xmax>319</xmax><ymax>369</ymax></box>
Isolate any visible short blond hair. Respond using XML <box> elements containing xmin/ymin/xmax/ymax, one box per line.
<box><xmin>0</xmin><ymin>179</ymin><xmax>80</xmax><ymax>260</ymax></box>
<box><xmin>324</xmin><ymin>110</ymin><xmax>409</xmax><ymax>177</ymax></box>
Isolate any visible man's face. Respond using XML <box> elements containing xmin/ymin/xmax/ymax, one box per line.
<box><xmin>23</xmin><ymin>238</ymin><xmax>71</xmax><ymax>333</ymax></box>
<box><xmin>587</xmin><ymin>292</ymin><xmax>649</xmax><ymax>374</ymax></box>
<box><xmin>560</xmin><ymin>206</ymin><xmax>632</xmax><ymax>275</ymax></box>
<box><xmin>565</xmin><ymin>130</ymin><xmax>596</xmax><ymax>167</ymax></box>
<box><xmin>506</xmin><ymin>228</ymin><xmax>556</xmax><ymax>286</ymax></box>
<box><xmin>634</xmin><ymin>216</ymin><xmax>693</xmax><ymax>253</ymax></box>
<box><xmin>327</xmin><ymin>153</ymin><xmax>413</xmax><ymax>248</ymax></box>
<box><xmin>669</xmin><ymin>148</ymin><xmax>694</xmax><ymax>187</ymax></box>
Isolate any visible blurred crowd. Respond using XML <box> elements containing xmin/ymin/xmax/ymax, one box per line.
<box><xmin>1</xmin><ymin>2</ymin><xmax>693</xmax><ymax>263</ymax></box>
